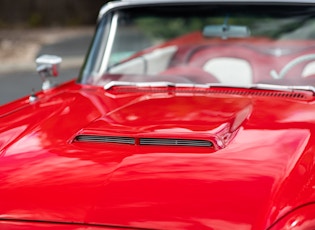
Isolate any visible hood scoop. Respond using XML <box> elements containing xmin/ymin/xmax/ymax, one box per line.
<box><xmin>74</xmin><ymin>134</ymin><xmax>214</xmax><ymax>148</ymax></box>
<box><xmin>73</xmin><ymin>96</ymin><xmax>252</xmax><ymax>150</ymax></box>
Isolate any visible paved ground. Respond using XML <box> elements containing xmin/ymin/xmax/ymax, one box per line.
<box><xmin>0</xmin><ymin>27</ymin><xmax>94</xmax><ymax>105</ymax></box>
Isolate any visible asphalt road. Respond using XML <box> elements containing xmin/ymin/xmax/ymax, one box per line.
<box><xmin>0</xmin><ymin>68</ymin><xmax>80</xmax><ymax>105</ymax></box>
<box><xmin>0</xmin><ymin>30</ymin><xmax>93</xmax><ymax>105</ymax></box>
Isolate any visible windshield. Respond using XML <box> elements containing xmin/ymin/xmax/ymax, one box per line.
<box><xmin>79</xmin><ymin>3</ymin><xmax>315</xmax><ymax>88</ymax></box>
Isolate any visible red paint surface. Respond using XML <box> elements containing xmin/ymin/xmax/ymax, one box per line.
<box><xmin>0</xmin><ymin>80</ymin><xmax>315</xmax><ymax>229</ymax></box>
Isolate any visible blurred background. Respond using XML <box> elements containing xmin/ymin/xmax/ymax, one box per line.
<box><xmin>0</xmin><ymin>0</ymin><xmax>108</xmax><ymax>105</ymax></box>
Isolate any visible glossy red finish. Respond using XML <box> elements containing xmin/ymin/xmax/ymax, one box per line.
<box><xmin>1</xmin><ymin>80</ymin><xmax>315</xmax><ymax>229</ymax></box>
<box><xmin>3</xmin><ymin>2</ymin><xmax>315</xmax><ymax>228</ymax></box>
<box><xmin>268</xmin><ymin>203</ymin><xmax>315</xmax><ymax>230</ymax></box>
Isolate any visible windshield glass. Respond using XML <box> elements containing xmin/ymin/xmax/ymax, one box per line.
<box><xmin>79</xmin><ymin>3</ymin><xmax>315</xmax><ymax>88</ymax></box>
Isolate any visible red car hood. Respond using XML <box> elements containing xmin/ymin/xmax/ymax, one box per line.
<box><xmin>0</xmin><ymin>82</ymin><xmax>314</xmax><ymax>229</ymax></box>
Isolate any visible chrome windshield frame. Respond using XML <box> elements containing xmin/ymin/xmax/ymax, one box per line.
<box><xmin>79</xmin><ymin>0</ymin><xmax>315</xmax><ymax>85</ymax></box>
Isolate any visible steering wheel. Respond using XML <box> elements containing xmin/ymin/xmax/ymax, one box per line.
<box><xmin>270</xmin><ymin>54</ymin><xmax>315</xmax><ymax>79</ymax></box>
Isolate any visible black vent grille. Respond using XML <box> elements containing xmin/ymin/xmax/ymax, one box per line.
<box><xmin>140</xmin><ymin>138</ymin><xmax>213</xmax><ymax>147</ymax></box>
<box><xmin>208</xmin><ymin>89</ymin><xmax>308</xmax><ymax>99</ymax></box>
<box><xmin>74</xmin><ymin>135</ymin><xmax>213</xmax><ymax>148</ymax></box>
<box><xmin>75</xmin><ymin>135</ymin><xmax>135</xmax><ymax>145</ymax></box>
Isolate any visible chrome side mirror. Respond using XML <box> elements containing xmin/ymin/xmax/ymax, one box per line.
<box><xmin>36</xmin><ymin>55</ymin><xmax>62</xmax><ymax>90</ymax></box>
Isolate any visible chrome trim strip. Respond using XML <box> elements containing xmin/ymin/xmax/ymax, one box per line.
<box><xmin>98</xmin><ymin>12</ymin><xmax>119</xmax><ymax>75</ymax></box>
<box><xmin>104</xmin><ymin>81</ymin><xmax>208</xmax><ymax>90</ymax></box>
<box><xmin>104</xmin><ymin>81</ymin><xmax>315</xmax><ymax>94</ymax></box>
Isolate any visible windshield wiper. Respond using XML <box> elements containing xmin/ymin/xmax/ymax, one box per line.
<box><xmin>104</xmin><ymin>81</ymin><xmax>315</xmax><ymax>95</ymax></box>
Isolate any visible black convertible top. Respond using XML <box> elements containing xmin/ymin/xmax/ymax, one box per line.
<box><xmin>98</xmin><ymin>0</ymin><xmax>315</xmax><ymax>21</ymax></box>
